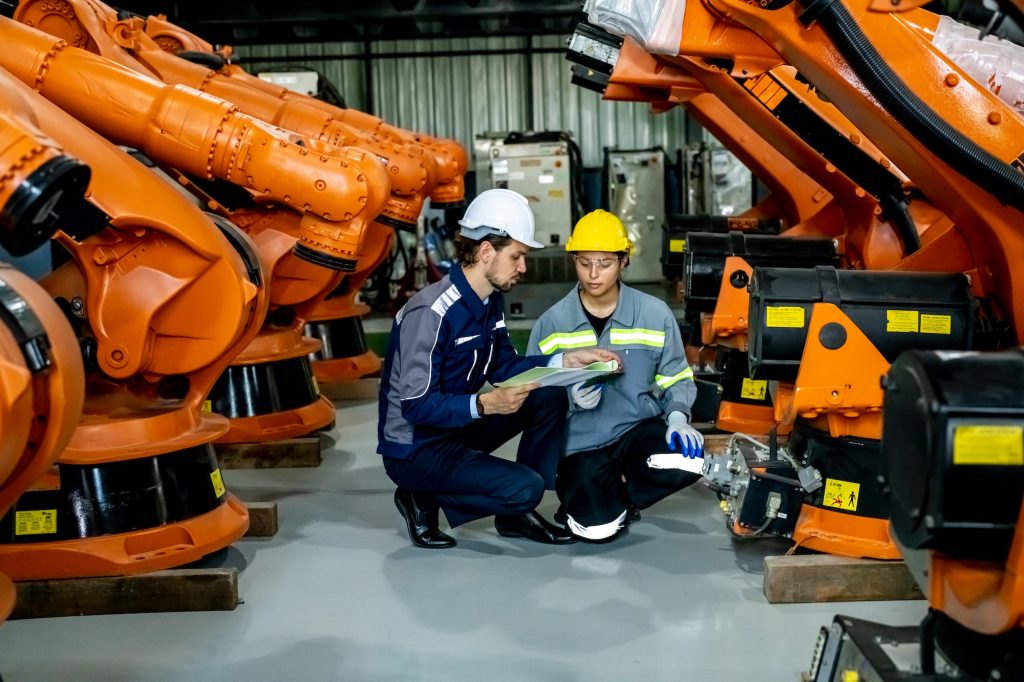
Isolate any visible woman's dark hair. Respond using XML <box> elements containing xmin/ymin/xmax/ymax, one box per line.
<box><xmin>453</xmin><ymin>234</ymin><xmax>513</xmax><ymax>267</ymax></box>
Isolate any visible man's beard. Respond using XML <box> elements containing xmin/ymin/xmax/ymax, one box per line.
<box><xmin>485</xmin><ymin>264</ymin><xmax>518</xmax><ymax>292</ymax></box>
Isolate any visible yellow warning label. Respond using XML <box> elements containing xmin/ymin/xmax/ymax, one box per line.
<box><xmin>766</xmin><ymin>306</ymin><xmax>805</xmax><ymax>328</ymax></box>
<box><xmin>548</xmin><ymin>189</ymin><xmax>565</xmax><ymax>198</ymax></box>
<box><xmin>740</xmin><ymin>378</ymin><xmax>768</xmax><ymax>400</ymax></box>
<box><xmin>920</xmin><ymin>314</ymin><xmax>952</xmax><ymax>335</ymax></box>
<box><xmin>886</xmin><ymin>310</ymin><xmax>919</xmax><ymax>333</ymax></box>
<box><xmin>669</xmin><ymin>239</ymin><xmax>685</xmax><ymax>253</ymax></box>
<box><xmin>210</xmin><ymin>468</ymin><xmax>227</xmax><ymax>498</ymax></box>
<box><xmin>824</xmin><ymin>478</ymin><xmax>861</xmax><ymax>512</ymax></box>
<box><xmin>15</xmin><ymin>509</ymin><xmax>57</xmax><ymax>536</ymax></box>
<box><xmin>953</xmin><ymin>425</ymin><xmax>1024</xmax><ymax>466</ymax></box>
<box><xmin>842</xmin><ymin>671</ymin><xmax>860</xmax><ymax>682</ymax></box>
<box><xmin>202</xmin><ymin>400</ymin><xmax>213</xmax><ymax>413</ymax></box>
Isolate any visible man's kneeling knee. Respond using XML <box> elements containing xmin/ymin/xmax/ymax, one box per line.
<box><xmin>500</xmin><ymin>470</ymin><xmax>545</xmax><ymax>515</ymax></box>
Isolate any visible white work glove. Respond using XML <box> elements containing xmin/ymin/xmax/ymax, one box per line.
<box><xmin>570</xmin><ymin>381</ymin><xmax>603</xmax><ymax>410</ymax></box>
<box><xmin>665</xmin><ymin>411</ymin><xmax>704</xmax><ymax>458</ymax></box>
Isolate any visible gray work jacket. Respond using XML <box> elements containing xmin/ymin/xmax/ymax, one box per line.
<box><xmin>527</xmin><ymin>283</ymin><xmax>696</xmax><ymax>455</ymax></box>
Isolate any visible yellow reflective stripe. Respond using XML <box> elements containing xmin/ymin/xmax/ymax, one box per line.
<box><xmin>655</xmin><ymin>367</ymin><xmax>694</xmax><ymax>390</ymax></box>
<box><xmin>609</xmin><ymin>327</ymin><xmax>665</xmax><ymax>347</ymax></box>
<box><xmin>538</xmin><ymin>330</ymin><xmax>598</xmax><ymax>354</ymax></box>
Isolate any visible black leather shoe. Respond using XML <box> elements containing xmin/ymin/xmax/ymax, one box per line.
<box><xmin>394</xmin><ymin>488</ymin><xmax>456</xmax><ymax>549</ymax></box>
<box><xmin>495</xmin><ymin>510</ymin><xmax>577</xmax><ymax>544</ymax></box>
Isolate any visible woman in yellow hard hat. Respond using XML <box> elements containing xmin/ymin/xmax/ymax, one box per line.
<box><xmin>526</xmin><ymin>209</ymin><xmax>703</xmax><ymax>542</ymax></box>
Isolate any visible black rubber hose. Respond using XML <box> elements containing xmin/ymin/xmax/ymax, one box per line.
<box><xmin>807</xmin><ymin>0</ymin><xmax>1024</xmax><ymax>211</ymax></box>
<box><xmin>880</xmin><ymin>195</ymin><xmax>922</xmax><ymax>253</ymax></box>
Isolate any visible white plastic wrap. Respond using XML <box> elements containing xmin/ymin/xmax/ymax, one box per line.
<box><xmin>587</xmin><ymin>0</ymin><xmax>686</xmax><ymax>56</ymax></box>
<box><xmin>933</xmin><ymin>14</ymin><xmax>1024</xmax><ymax>115</ymax></box>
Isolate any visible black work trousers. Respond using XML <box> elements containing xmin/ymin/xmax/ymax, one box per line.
<box><xmin>556</xmin><ymin>418</ymin><xmax>701</xmax><ymax>529</ymax></box>
<box><xmin>382</xmin><ymin>387</ymin><xmax>568</xmax><ymax>527</ymax></box>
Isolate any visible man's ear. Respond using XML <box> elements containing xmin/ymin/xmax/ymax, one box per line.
<box><xmin>478</xmin><ymin>241</ymin><xmax>495</xmax><ymax>265</ymax></box>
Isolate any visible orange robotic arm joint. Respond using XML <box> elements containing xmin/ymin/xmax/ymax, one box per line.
<box><xmin>0</xmin><ymin>112</ymin><xmax>90</xmax><ymax>257</ymax></box>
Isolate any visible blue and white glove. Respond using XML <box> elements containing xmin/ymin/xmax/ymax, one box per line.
<box><xmin>570</xmin><ymin>381</ymin><xmax>603</xmax><ymax>410</ymax></box>
<box><xmin>665</xmin><ymin>411</ymin><xmax>704</xmax><ymax>458</ymax></box>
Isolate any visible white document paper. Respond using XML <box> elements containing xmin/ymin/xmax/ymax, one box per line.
<box><xmin>493</xmin><ymin>360</ymin><xmax>619</xmax><ymax>389</ymax></box>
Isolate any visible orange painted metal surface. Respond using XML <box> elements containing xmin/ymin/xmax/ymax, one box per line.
<box><xmin>0</xmin><ymin>264</ymin><xmax>85</xmax><ymax>614</ymax></box>
<box><xmin>927</xmin><ymin>500</ymin><xmax>1024</xmax><ymax>635</ymax></box>
<box><xmin>694</xmin><ymin>0</ymin><xmax>1024</xmax><ymax>340</ymax></box>
<box><xmin>775</xmin><ymin>304</ymin><xmax>888</xmax><ymax>441</ymax></box>
<box><xmin>792</xmin><ymin>504</ymin><xmax>901</xmax><ymax>559</ymax></box>
<box><xmin>0</xmin><ymin>68</ymin><xmax>263</xmax><ymax>578</ymax></box>
<box><xmin>131</xmin><ymin>8</ymin><xmax>469</xmax><ymax>207</ymax></box>
<box><xmin>701</xmin><ymin>256</ymin><xmax>754</xmax><ymax>348</ymax></box>
<box><xmin>0</xmin><ymin>15</ymin><xmax>390</xmax><ymax>270</ymax></box>
<box><xmin>608</xmin><ymin>39</ymin><xmax>832</xmax><ymax>230</ymax></box>
<box><xmin>1</xmin><ymin>11</ymin><xmax>399</xmax><ymax>441</ymax></box>
<box><xmin>73</xmin><ymin>8</ymin><xmax>438</xmax><ymax>227</ymax></box>
<box><xmin>0</xmin><ymin>494</ymin><xmax>250</xmax><ymax>581</ymax></box>
<box><xmin>309</xmin><ymin>220</ymin><xmax>395</xmax><ymax>383</ymax></box>
<box><xmin>715</xmin><ymin>402</ymin><xmax>781</xmax><ymax>436</ymax></box>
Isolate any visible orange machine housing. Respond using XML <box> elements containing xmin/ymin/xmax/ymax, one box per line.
<box><xmin>2</xmin><ymin>14</ymin><xmax>387</xmax><ymax>273</ymax></box>
<box><xmin>584</xmin><ymin>3</ymin><xmax>1017</xmax><ymax>559</ymax></box>
<box><xmin>130</xmin><ymin>7</ymin><xmax>471</xmax><ymax>381</ymax></box>
<box><xmin>0</xmin><ymin>17</ymin><xmax>396</xmax><ymax>442</ymax></box>
<box><xmin>305</xmin><ymin>221</ymin><xmax>395</xmax><ymax>383</ymax></box>
<box><xmin>136</xmin><ymin>11</ymin><xmax>469</xmax><ymax>208</ymax></box>
<box><xmin>0</xmin><ymin>102</ymin><xmax>87</xmax><ymax>614</ymax></box>
<box><xmin>0</xmin><ymin>67</ymin><xmax>269</xmax><ymax>580</ymax></box>
<box><xmin>681</xmin><ymin>0</ymin><xmax>1024</xmax><ymax>558</ymax></box>
<box><xmin>0</xmin><ymin>265</ymin><xmax>84</xmax><ymax>617</ymax></box>
<box><xmin>18</xmin><ymin>0</ymin><xmax>420</xmax><ymax>388</ymax></box>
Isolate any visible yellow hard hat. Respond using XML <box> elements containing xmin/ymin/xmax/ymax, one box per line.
<box><xmin>565</xmin><ymin>209</ymin><xmax>634</xmax><ymax>254</ymax></box>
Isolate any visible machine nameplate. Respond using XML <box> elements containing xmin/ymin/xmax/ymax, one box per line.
<box><xmin>15</xmin><ymin>509</ymin><xmax>57</xmax><ymax>535</ymax></box>
<box><xmin>886</xmin><ymin>310</ymin><xmax>919</xmax><ymax>333</ymax></box>
<box><xmin>766</xmin><ymin>306</ymin><xmax>805</xmax><ymax>328</ymax></box>
<box><xmin>953</xmin><ymin>425</ymin><xmax>1024</xmax><ymax>466</ymax></box>
<box><xmin>920</xmin><ymin>314</ymin><xmax>951</xmax><ymax>334</ymax></box>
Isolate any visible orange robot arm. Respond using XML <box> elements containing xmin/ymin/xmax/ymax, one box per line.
<box><xmin>0</xmin><ymin>16</ymin><xmax>390</xmax><ymax>272</ymax></box>
<box><xmin>679</xmin><ymin>0</ymin><xmax>1024</xmax><ymax>338</ymax></box>
<box><xmin>2</xmin><ymin>66</ymin><xmax>265</xmax><ymax>418</ymax></box>
<box><xmin>128</xmin><ymin>6</ymin><xmax>469</xmax><ymax>206</ymax></box>
<box><xmin>91</xmin><ymin>16</ymin><xmax>437</xmax><ymax>229</ymax></box>
<box><xmin>0</xmin><ymin>98</ymin><xmax>86</xmax><ymax>515</ymax></box>
<box><xmin>0</xmin><ymin>107</ymin><xmax>90</xmax><ymax>258</ymax></box>
<box><xmin>602</xmin><ymin>36</ymin><xmax>834</xmax><ymax>230</ymax></box>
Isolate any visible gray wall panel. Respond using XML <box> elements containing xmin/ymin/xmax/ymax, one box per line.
<box><xmin>238</xmin><ymin>35</ymin><xmax>688</xmax><ymax>169</ymax></box>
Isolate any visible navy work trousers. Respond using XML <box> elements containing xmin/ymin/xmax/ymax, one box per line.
<box><xmin>382</xmin><ymin>387</ymin><xmax>568</xmax><ymax>527</ymax></box>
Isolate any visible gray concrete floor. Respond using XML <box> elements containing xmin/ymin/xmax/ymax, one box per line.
<box><xmin>0</xmin><ymin>397</ymin><xmax>926</xmax><ymax>681</ymax></box>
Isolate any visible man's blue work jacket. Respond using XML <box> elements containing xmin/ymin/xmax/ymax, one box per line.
<box><xmin>377</xmin><ymin>265</ymin><xmax>549</xmax><ymax>459</ymax></box>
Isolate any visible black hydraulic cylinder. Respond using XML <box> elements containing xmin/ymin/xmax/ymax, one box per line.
<box><xmin>662</xmin><ymin>216</ymin><xmax>784</xmax><ymax>280</ymax></box>
<box><xmin>748</xmin><ymin>266</ymin><xmax>975</xmax><ymax>380</ymax></box>
<box><xmin>882</xmin><ymin>348</ymin><xmax>1024</xmax><ymax>560</ymax></box>
<box><xmin>681</xmin><ymin>231</ymin><xmax>838</xmax><ymax>313</ymax></box>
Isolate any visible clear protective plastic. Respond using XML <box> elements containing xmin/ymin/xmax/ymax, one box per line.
<box><xmin>586</xmin><ymin>0</ymin><xmax>686</xmax><ymax>56</ymax></box>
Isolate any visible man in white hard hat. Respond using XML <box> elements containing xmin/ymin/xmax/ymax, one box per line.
<box><xmin>378</xmin><ymin>189</ymin><xmax>619</xmax><ymax>548</ymax></box>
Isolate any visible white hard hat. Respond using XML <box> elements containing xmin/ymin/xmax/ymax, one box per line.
<box><xmin>457</xmin><ymin>189</ymin><xmax>544</xmax><ymax>249</ymax></box>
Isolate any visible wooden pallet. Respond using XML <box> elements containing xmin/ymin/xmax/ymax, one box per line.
<box><xmin>763</xmin><ymin>554</ymin><xmax>924</xmax><ymax>603</ymax></box>
<box><xmin>215</xmin><ymin>437</ymin><xmax>322</xmax><ymax>469</ymax></box>
<box><xmin>243</xmin><ymin>501</ymin><xmax>278</xmax><ymax>538</ymax></box>
<box><xmin>11</xmin><ymin>567</ymin><xmax>239</xmax><ymax>619</ymax></box>
<box><xmin>319</xmin><ymin>378</ymin><xmax>379</xmax><ymax>402</ymax></box>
